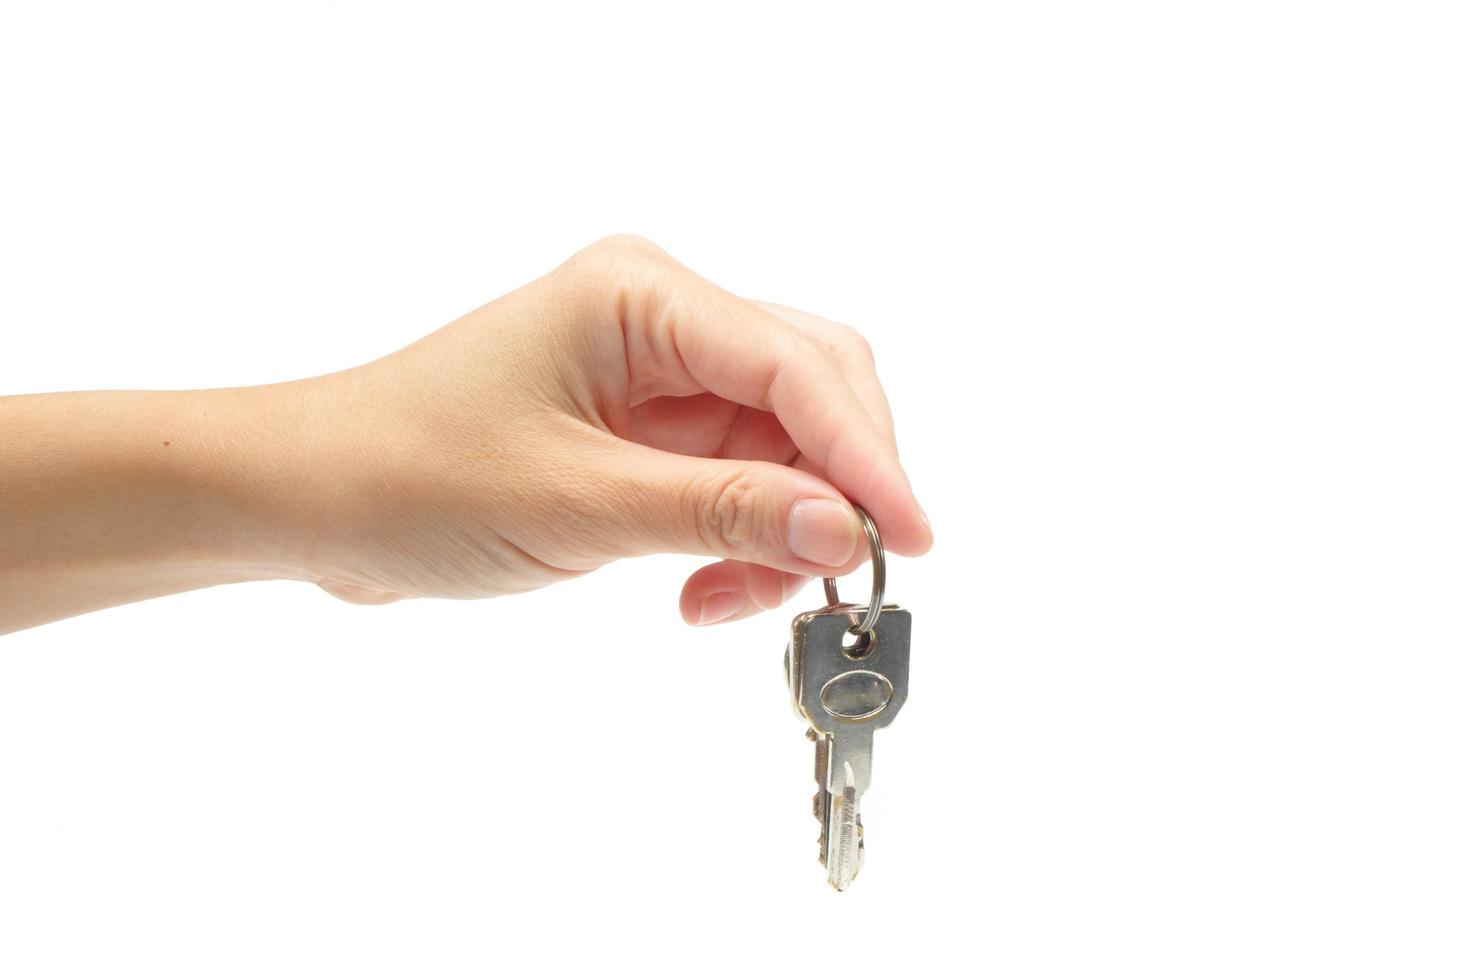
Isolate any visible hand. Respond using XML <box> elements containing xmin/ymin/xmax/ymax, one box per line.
<box><xmin>299</xmin><ymin>235</ymin><xmax>932</xmax><ymax>623</ymax></box>
<box><xmin>0</xmin><ymin>235</ymin><xmax>930</xmax><ymax>633</ymax></box>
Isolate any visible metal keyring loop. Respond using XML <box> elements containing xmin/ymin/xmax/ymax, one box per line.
<box><xmin>822</xmin><ymin>504</ymin><xmax>886</xmax><ymax>636</ymax></box>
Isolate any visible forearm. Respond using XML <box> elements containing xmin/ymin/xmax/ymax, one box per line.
<box><xmin>0</xmin><ymin>386</ymin><xmax>322</xmax><ymax>634</ymax></box>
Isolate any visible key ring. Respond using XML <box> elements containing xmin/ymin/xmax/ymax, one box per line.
<box><xmin>822</xmin><ymin>504</ymin><xmax>886</xmax><ymax>636</ymax></box>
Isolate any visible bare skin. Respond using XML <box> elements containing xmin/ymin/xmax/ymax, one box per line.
<box><xmin>0</xmin><ymin>236</ymin><xmax>931</xmax><ymax>636</ymax></box>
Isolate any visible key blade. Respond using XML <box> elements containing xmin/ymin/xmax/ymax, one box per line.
<box><xmin>826</xmin><ymin>760</ymin><xmax>863</xmax><ymax>891</ymax></box>
<box><xmin>823</xmin><ymin>730</ymin><xmax>873</xmax><ymax>889</ymax></box>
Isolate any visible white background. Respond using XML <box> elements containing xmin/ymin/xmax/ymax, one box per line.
<box><xmin>2</xmin><ymin>2</ymin><xmax>1467</xmax><ymax>977</ymax></box>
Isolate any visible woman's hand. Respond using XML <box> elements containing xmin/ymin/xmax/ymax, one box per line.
<box><xmin>0</xmin><ymin>236</ymin><xmax>930</xmax><ymax>634</ymax></box>
<box><xmin>299</xmin><ymin>235</ymin><xmax>931</xmax><ymax>622</ymax></box>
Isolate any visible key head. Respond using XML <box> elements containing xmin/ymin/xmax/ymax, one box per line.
<box><xmin>788</xmin><ymin>604</ymin><xmax>910</xmax><ymax>735</ymax></box>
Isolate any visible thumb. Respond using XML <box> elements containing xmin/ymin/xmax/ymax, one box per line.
<box><xmin>571</xmin><ymin>433</ymin><xmax>868</xmax><ymax>576</ymax></box>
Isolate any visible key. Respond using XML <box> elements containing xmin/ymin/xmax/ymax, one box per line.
<box><xmin>786</xmin><ymin>602</ymin><xmax>911</xmax><ymax>890</ymax></box>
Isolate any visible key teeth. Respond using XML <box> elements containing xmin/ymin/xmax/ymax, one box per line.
<box><xmin>811</xmin><ymin>730</ymin><xmax>831</xmax><ymax>865</ymax></box>
<box><xmin>813</xmin><ymin>778</ymin><xmax>828</xmax><ymax>863</ymax></box>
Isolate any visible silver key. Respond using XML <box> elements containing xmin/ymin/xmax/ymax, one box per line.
<box><xmin>784</xmin><ymin>506</ymin><xmax>910</xmax><ymax>890</ymax></box>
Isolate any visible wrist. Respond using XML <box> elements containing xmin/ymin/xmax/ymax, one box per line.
<box><xmin>172</xmin><ymin>379</ymin><xmax>380</xmax><ymax>585</ymax></box>
<box><xmin>215</xmin><ymin>372</ymin><xmax>418</xmax><ymax>589</ymax></box>
<box><xmin>155</xmin><ymin>384</ymin><xmax>323</xmax><ymax>581</ymax></box>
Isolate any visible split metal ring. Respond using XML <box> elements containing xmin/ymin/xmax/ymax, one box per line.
<box><xmin>822</xmin><ymin>504</ymin><xmax>886</xmax><ymax>636</ymax></box>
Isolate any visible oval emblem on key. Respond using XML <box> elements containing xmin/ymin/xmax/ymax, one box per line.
<box><xmin>819</xmin><ymin>670</ymin><xmax>894</xmax><ymax>721</ymax></box>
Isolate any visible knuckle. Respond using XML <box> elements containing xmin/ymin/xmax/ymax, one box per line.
<box><xmin>847</xmin><ymin>331</ymin><xmax>876</xmax><ymax>364</ymax></box>
<box><xmin>821</xmin><ymin>322</ymin><xmax>875</xmax><ymax>364</ymax></box>
<box><xmin>561</xmin><ymin>234</ymin><xmax>671</xmax><ymax>299</ymax></box>
<box><xmin>588</xmin><ymin>233</ymin><xmax>666</xmax><ymax>263</ymax></box>
<box><xmin>695</xmin><ymin>473</ymin><xmax>764</xmax><ymax>555</ymax></box>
